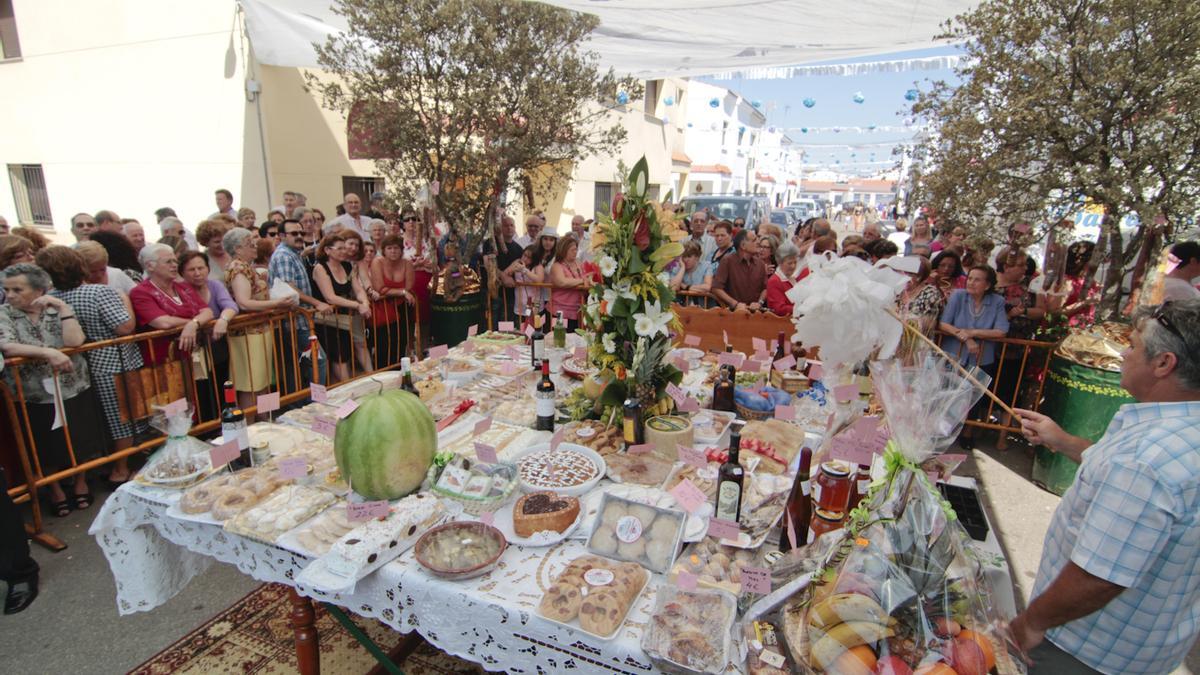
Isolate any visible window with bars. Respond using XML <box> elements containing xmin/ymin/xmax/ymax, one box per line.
<box><xmin>0</xmin><ymin>0</ymin><xmax>20</xmax><ymax>60</ymax></box>
<box><xmin>341</xmin><ymin>176</ymin><xmax>385</xmax><ymax>208</ymax></box>
<box><xmin>593</xmin><ymin>182</ymin><xmax>616</xmax><ymax>217</ymax></box>
<box><xmin>8</xmin><ymin>164</ymin><xmax>53</xmax><ymax>226</ymax></box>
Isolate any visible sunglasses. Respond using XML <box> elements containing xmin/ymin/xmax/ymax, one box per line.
<box><xmin>403</xmin><ymin>216</ymin><xmax>419</xmax><ymax>222</ymax></box>
<box><xmin>267</xmin><ymin>231</ymin><xmax>281</xmax><ymax>238</ymax></box>
<box><xmin>1154</xmin><ymin>301</ymin><xmax>1185</xmax><ymax>342</ymax></box>
<box><xmin>284</xmin><ymin>231</ymin><xmax>303</xmax><ymax>237</ymax></box>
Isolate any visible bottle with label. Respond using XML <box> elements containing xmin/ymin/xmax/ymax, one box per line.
<box><xmin>622</xmin><ymin>395</ymin><xmax>644</xmax><ymax>445</ymax></box>
<box><xmin>553</xmin><ymin>311</ymin><xmax>566</xmax><ymax>349</ymax></box>
<box><xmin>773</xmin><ymin>330</ymin><xmax>788</xmax><ymax>363</ymax></box>
<box><xmin>220</xmin><ymin>381</ymin><xmax>249</xmax><ymax>468</ymax></box>
<box><xmin>530</xmin><ymin>309</ymin><xmax>545</xmax><ymax>369</ymax></box>
<box><xmin>711</xmin><ymin>368</ymin><xmax>736</xmax><ymax>413</ymax></box>
<box><xmin>847</xmin><ymin>464</ymin><xmax>872</xmax><ymax>510</ymax></box>
<box><xmin>779</xmin><ymin>446</ymin><xmax>814</xmax><ymax>552</ymax></box>
<box><xmin>535</xmin><ymin>360</ymin><xmax>556</xmax><ymax>430</ymax></box>
<box><xmin>400</xmin><ymin>357</ymin><xmax>418</xmax><ymax>395</ymax></box>
<box><xmin>715</xmin><ymin>425</ymin><xmax>745</xmax><ymax>522</ymax></box>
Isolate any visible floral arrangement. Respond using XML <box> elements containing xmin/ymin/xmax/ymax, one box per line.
<box><xmin>583</xmin><ymin>157</ymin><xmax>688</xmax><ymax>413</ymax></box>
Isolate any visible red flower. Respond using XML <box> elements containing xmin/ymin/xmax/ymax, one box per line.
<box><xmin>611</xmin><ymin>193</ymin><xmax>625</xmax><ymax>220</ymax></box>
<box><xmin>633</xmin><ymin>214</ymin><xmax>650</xmax><ymax>251</ymax></box>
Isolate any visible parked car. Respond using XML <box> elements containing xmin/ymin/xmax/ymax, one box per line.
<box><xmin>681</xmin><ymin>194</ymin><xmax>772</xmax><ymax>229</ymax></box>
<box><xmin>769</xmin><ymin>209</ymin><xmax>796</xmax><ymax>229</ymax></box>
<box><xmin>788</xmin><ymin>198</ymin><xmax>817</xmax><ymax>220</ymax></box>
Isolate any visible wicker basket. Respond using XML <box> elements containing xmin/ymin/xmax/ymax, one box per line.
<box><xmin>426</xmin><ymin>462</ymin><xmax>518</xmax><ymax>516</ymax></box>
<box><xmin>735</xmin><ymin>402</ymin><xmax>774</xmax><ymax>422</ymax></box>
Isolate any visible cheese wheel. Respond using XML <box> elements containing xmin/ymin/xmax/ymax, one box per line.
<box><xmin>644</xmin><ymin>415</ymin><xmax>694</xmax><ymax>462</ymax></box>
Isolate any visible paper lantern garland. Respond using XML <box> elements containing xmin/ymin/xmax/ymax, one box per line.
<box><xmin>803</xmin><ymin>97</ymin><xmax>816</xmax><ymax>108</ymax></box>
<box><xmin>617</xmin><ymin>91</ymin><xmax>629</xmax><ymax>105</ymax></box>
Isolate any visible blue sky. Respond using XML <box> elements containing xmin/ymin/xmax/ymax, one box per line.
<box><xmin>699</xmin><ymin>45</ymin><xmax>964</xmax><ymax>175</ymax></box>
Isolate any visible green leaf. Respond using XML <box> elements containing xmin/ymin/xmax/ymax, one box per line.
<box><xmin>627</xmin><ymin>250</ymin><xmax>646</xmax><ymax>274</ymax></box>
<box><xmin>600</xmin><ymin>379</ymin><xmax>628</xmax><ymax>408</ymax></box>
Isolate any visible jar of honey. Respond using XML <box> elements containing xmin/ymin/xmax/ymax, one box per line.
<box><xmin>813</xmin><ymin>461</ymin><xmax>852</xmax><ymax>512</ymax></box>
<box><xmin>847</xmin><ymin>464</ymin><xmax>872</xmax><ymax>510</ymax></box>
<box><xmin>810</xmin><ymin>508</ymin><xmax>845</xmax><ymax>541</ymax></box>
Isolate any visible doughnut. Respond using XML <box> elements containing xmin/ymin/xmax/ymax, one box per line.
<box><xmin>211</xmin><ymin>487</ymin><xmax>256</xmax><ymax>521</ymax></box>
<box><xmin>180</xmin><ymin>485</ymin><xmax>218</xmax><ymax>514</ymax></box>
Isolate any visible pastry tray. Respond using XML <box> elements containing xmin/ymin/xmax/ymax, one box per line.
<box><xmin>536</xmin><ymin>567</ymin><xmax>651</xmax><ymax>641</ymax></box>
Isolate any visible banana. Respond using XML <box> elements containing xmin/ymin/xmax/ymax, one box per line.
<box><xmin>809</xmin><ymin>621</ymin><xmax>896</xmax><ymax>670</ymax></box>
<box><xmin>808</xmin><ymin>593</ymin><xmax>894</xmax><ymax>629</ymax></box>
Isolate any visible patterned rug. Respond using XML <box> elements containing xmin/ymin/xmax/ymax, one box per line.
<box><xmin>130</xmin><ymin>583</ymin><xmax>484</xmax><ymax>674</ymax></box>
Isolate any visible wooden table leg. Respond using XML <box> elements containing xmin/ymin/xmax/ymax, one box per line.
<box><xmin>288</xmin><ymin>587</ymin><xmax>320</xmax><ymax>675</ymax></box>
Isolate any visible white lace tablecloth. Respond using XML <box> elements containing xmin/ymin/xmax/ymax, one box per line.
<box><xmin>90</xmin><ymin>482</ymin><xmax>682</xmax><ymax>674</ymax></box>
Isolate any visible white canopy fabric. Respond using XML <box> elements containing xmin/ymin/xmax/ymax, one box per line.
<box><xmin>238</xmin><ymin>0</ymin><xmax>975</xmax><ymax>79</ymax></box>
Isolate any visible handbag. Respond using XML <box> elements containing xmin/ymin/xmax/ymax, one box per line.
<box><xmin>112</xmin><ymin>342</ymin><xmax>191</xmax><ymax>422</ymax></box>
<box><xmin>313</xmin><ymin>309</ymin><xmax>355</xmax><ymax>332</ymax></box>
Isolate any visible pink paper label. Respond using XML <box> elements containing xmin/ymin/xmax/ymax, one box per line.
<box><xmin>550</xmin><ymin>426</ymin><xmax>566</xmax><ymax>450</ymax></box>
<box><xmin>311</xmin><ymin>418</ymin><xmax>336</xmax><ymax>437</ymax></box>
<box><xmin>773</xmin><ymin>355</ymin><xmax>796</xmax><ymax>371</ymax></box>
<box><xmin>310</xmin><ymin>383</ymin><xmax>328</xmax><ymax>403</ymax></box>
<box><xmin>524</xmin><ymin>325</ymin><xmax>535</xmax><ymax>338</ymax></box>
<box><xmin>676</xmin><ymin>570</ymin><xmax>698</xmax><ymax>591</ymax></box>
<box><xmin>257</xmin><ymin>391</ymin><xmax>280</xmax><ymax>413</ymax></box>
<box><xmin>808</xmin><ymin>362</ymin><xmax>825</xmax><ymax>380</ymax></box>
<box><xmin>832</xmin><ymin>383</ymin><xmax>859</xmax><ymax>402</ymax></box>
<box><xmin>830</xmin><ymin>434</ymin><xmax>877</xmax><ymax>467</ymax></box>
<box><xmin>743</xmin><ymin>359</ymin><xmax>765</xmax><ymax>373</ymax></box>
<box><xmin>163</xmin><ymin>398</ymin><xmax>188</xmax><ymax>416</ymax></box>
<box><xmin>706</xmin><ymin>517</ymin><xmax>740</xmax><ymax>540</ymax></box>
<box><xmin>666</xmin><ymin>382</ymin><xmax>686</xmax><ymax>405</ymax></box>
<box><xmin>461</xmin><ymin>341</ymin><xmax>477</xmax><ymax>354</ymax></box>
<box><xmin>474</xmin><ymin>442</ymin><xmax>498</xmax><ymax>464</ymax></box>
<box><xmin>669</xmin><ymin>478</ymin><xmax>707</xmax><ymax>514</ymax></box>
<box><xmin>678</xmin><ymin>397</ymin><xmax>700</xmax><ymax>413</ymax></box>
<box><xmin>473</xmin><ymin>416</ymin><xmax>492</xmax><ymax>436</ymax></box>
<box><xmin>336</xmin><ymin>399</ymin><xmax>359</xmax><ymax>419</ymax></box>
<box><xmin>573</xmin><ymin>346</ymin><xmax>587</xmax><ymax>360</ymax></box>
<box><xmin>752</xmin><ymin>337</ymin><xmax>767</xmax><ymax>353</ymax></box>
<box><xmin>626</xmin><ymin>443</ymin><xmax>654</xmax><ymax>455</ymax></box>
<box><xmin>468</xmin><ymin>324</ymin><xmax>478</xmax><ymax>337</ymax></box>
<box><xmin>498</xmin><ymin>321</ymin><xmax>515</xmax><ymax>332</ymax></box>
<box><xmin>479</xmin><ymin>511</ymin><xmax>495</xmax><ymax>526</ymax></box>
<box><xmin>277</xmin><ymin>457</ymin><xmax>307</xmax><ymax>479</ymax></box>
<box><xmin>717</xmin><ymin>352</ymin><xmax>743</xmax><ymax>368</ymax></box>
<box><xmin>740</xmin><ymin>565</ymin><xmax>771</xmax><ymax>594</ymax></box>
<box><xmin>850</xmin><ymin>415</ymin><xmax>880</xmax><ymax>440</ymax></box>
<box><xmin>754</xmin><ymin>350</ymin><xmax>772</xmax><ymax>364</ymax></box>
<box><xmin>774</xmin><ymin>404</ymin><xmax>796</xmax><ymax>421</ymax></box>
<box><xmin>209</xmin><ymin>440</ymin><xmax>239</xmax><ymax>469</ymax></box>
<box><xmin>678</xmin><ymin>444</ymin><xmax>707</xmax><ymax>469</ymax></box>
<box><xmin>722</xmin><ymin>329</ymin><xmax>729</xmax><ymax>345</ymax></box>
<box><xmin>428</xmin><ymin>344</ymin><xmax>449</xmax><ymax>359</ymax></box>
<box><xmin>674</xmin><ymin>357</ymin><xmax>690</xmax><ymax>374</ymax></box>
<box><xmin>347</xmin><ymin>500</ymin><xmax>389</xmax><ymax>522</ymax></box>
<box><xmin>683</xmin><ymin>334</ymin><xmax>701</xmax><ymax>347</ymax></box>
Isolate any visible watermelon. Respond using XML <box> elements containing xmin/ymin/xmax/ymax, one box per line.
<box><xmin>334</xmin><ymin>390</ymin><xmax>436</xmax><ymax>500</ymax></box>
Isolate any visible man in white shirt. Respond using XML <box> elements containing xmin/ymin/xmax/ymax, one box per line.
<box><xmin>1163</xmin><ymin>241</ymin><xmax>1200</xmax><ymax>301</ymax></box>
<box><xmin>888</xmin><ymin>217</ymin><xmax>911</xmax><ymax>249</ymax></box>
<box><xmin>70</xmin><ymin>212</ymin><xmax>97</xmax><ymax>242</ymax></box>
<box><xmin>570</xmin><ymin>215</ymin><xmax>592</xmax><ymax>262</ymax></box>
<box><xmin>123</xmin><ymin>220</ymin><xmax>146</xmax><ymax>253</ymax></box>
<box><xmin>324</xmin><ymin>193</ymin><xmax>369</xmax><ymax>237</ymax></box>
<box><xmin>515</xmin><ymin>215</ymin><xmax>543</xmax><ymax>249</ymax></box>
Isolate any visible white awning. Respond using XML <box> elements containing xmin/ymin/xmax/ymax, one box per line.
<box><xmin>238</xmin><ymin>0</ymin><xmax>975</xmax><ymax>79</ymax></box>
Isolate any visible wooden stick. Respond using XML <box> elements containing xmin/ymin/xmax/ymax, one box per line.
<box><xmin>887</xmin><ymin>308</ymin><xmax>1019</xmax><ymax>418</ymax></box>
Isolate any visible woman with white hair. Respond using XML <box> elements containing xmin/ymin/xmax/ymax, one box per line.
<box><xmin>129</xmin><ymin>243</ymin><xmax>214</xmax><ymax>368</ymax></box>
<box><xmin>223</xmin><ymin>228</ymin><xmax>295</xmax><ymax>416</ymax></box>
<box><xmin>765</xmin><ymin>242</ymin><xmax>802</xmax><ymax>316</ymax></box>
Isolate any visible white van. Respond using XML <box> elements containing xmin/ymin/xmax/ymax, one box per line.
<box><xmin>789</xmin><ymin>199</ymin><xmax>818</xmax><ymax>219</ymax></box>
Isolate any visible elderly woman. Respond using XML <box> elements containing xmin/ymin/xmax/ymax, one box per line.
<box><xmin>39</xmin><ymin>246</ymin><xmax>145</xmax><ymax>486</ymax></box>
<box><xmin>899</xmin><ymin>256</ymin><xmax>945</xmax><ymax>335</ymax></box>
<box><xmin>548</xmin><ymin>235</ymin><xmax>589</xmax><ymax>329</ymax></box>
<box><xmin>129</xmin><ymin>244</ymin><xmax>214</xmax><ymax>367</ymax></box>
<box><xmin>0</xmin><ymin>263</ymin><xmax>106</xmax><ymax>515</ymax></box>
<box><xmin>195</xmin><ymin>218</ymin><xmax>232</xmax><ymax>282</ymax></box>
<box><xmin>367</xmin><ymin>219</ymin><xmax>388</xmax><ymax>248</ymax></box>
<box><xmin>223</xmin><ymin>228</ymin><xmax>295</xmax><ymax>415</ymax></box>
<box><xmin>75</xmin><ymin>241</ymin><xmax>137</xmax><ymax>297</ymax></box>
<box><xmin>179</xmin><ymin>251</ymin><xmax>237</xmax><ymax>420</ymax></box>
<box><xmin>765</xmin><ymin>242</ymin><xmax>801</xmax><ymax>316</ymax></box>
<box><xmin>313</xmin><ymin>232</ymin><xmax>371</xmax><ymax>383</ymax></box>
<box><xmin>939</xmin><ymin>265</ymin><xmax>1010</xmax><ymax>449</ymax></box>
<box><xmin>370</xmin><ymin>235</ymin><xmax>416</xmax><ymax>368</ymax></box>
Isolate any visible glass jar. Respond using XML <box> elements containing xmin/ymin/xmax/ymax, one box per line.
<box><xmin>813</xmin><ymin>461</ymin><xmax>852</xmax><ymax>512</ymax></box>
<box><xmin>809</xmin><ymin>508</ymin><xmax>845</xmax><ymax>541</ymax></box>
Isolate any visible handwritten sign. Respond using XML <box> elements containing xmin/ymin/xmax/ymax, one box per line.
<box><xmin>626</xmin><ymin>443</ymin><xmax>654</xmax><ymax>455</ymax></box>
<box><xmin>428</xmin><ymin>344</ymin><xmax>449</xmax><ymax>359</ymax></box>
<box><xmin>774</xmin><ymin>404</ymin><xmax>796</xmax><ymax>421</ymax></box>
<box><xmin>473</xmin><ymin>416</ymin><xmax>493</xmax><ymax>436</ymax></box>
<box><xmin>524</xmin><ymin>324</ymin><xmax>535</xmax><ymax>338</ymax></box>
<box><xmin>669</xmin><ymin>478</ymin><xmax>707</xmax><ymax>514</ymax></box>
<box><xmin>706</xmin><ymin>517</ymin><xmax>740</xmax><ymax>541</ymax></box>
<box><xmin>336</xmin><ymin>399</ymin><xmax>360</xmax><ymax>419</ymax></box>
<box><xmin>676</xmin><ymin>570</ymin><xmax>698</xmax><ymax>591</ymax></box>
<box><xmin>832</xmin><ymin>383</ymin><xmax>859</xmax><ymax>402</ymax></box>
<box><xmin>461</xmin><ymin>340</ymin><xmax>477</xmax><ymax>354</ymax></box>
<box><xmin>850</xmin><ymin>415</ymin><xmax>881</xmax><ymax>441</ymax></box>
<box><xmin>550</xmin><ymin>426</ymin><xmax>566</xmax><ymax>451</ymax></box>
<box><xmin>498</xmin><ymin>321</ymin><xmax>515</xmax><ymax>332</ymax></box>
<box><xmin>678</xmin><ymin>444</ymin><xmax>707</xmax><ymax>469</ymax></box>
<box><xmin>740</xmin><ymin>566</ymin><xmax>772</xmax><ymax>594</ymax></box>
<box><xmin>829</xmin><ymin>434</ymin><xmax>877</xmax><ymax>467</ymax></box>
<box><xmin>752</xmin><ymin>337</ymin><xmax>767</xmax><ymax>353</ymax></box>
<box><xmin>666</xmin><ymin>382</ymin><xmax>687</xmax><ymax>406</ymax></box>
<box><xmin>257</xmin><ymin>391</ymin><xmax>280</xmax><ymax>414</ymax></box>
<box><xmin>310</xmin><ymin>382</ymin><xmax>328</xmax><ymax>403</ymax></box>
<box><xmin>164</xmin><ymin>398</ymin><xmax>188</xmax><ymax>416</ymax></box>
<box><xmin>209</xmin><ymin>440</ymin><xmax>239</xmax><ymax>470</ymax></box>
<box><xmin>743</xmin><ymin>359</ymin><xmax>765</xmax><ymax>373</ymax></box>
<box><xmin>311</xmin><ymin>417</ymin><xmax>336</xmax><ymax>437</ymax></box>
<box><xmin>468</xmin><ymin>324</ymin><xmax>478</xmax><ymax>337</ymax></box>
<box><xmin>683</xmin><ymin>334</ymin><xmax>701</xmax><ymax>347</ymax></box>
<box><xmin>277</xmin><ymin>457</ymin><xmax>308</xmax><ymax>480</ymax></box>
<box><xmin>808</xmin><ymin>362</ymin><xmax>825</xmax><ymax>380</ymax></box>
<box><xmin>474</xmin><ymin>442</ymin><xmax>498</xmax><ymax>464</ymax></box>
<box><xmin>678</xmin><ymin>397</ymin><xmax>701</xmax><ymax>413</ymax></box>
<box><xmin>347</xmin><ymin>500</ymin><xmax>389</xmax><ymax>522</ymax></box>
<box><xmin>717</xmin><ymin>352</ymin><xmax>744</xmax><ymax>368</ymax></box>
<box><xmin>773</xmin><ymin>354</ymin><xmax>796</xmax><ymax>371</ymax></box>
<box><xmin>674</xmin><ymin>357</ymin><xmax>690</xmax><ymax>374</ymax></box>
<box><xmin>573</xmin><ymin>346</ymin><xmax>587</xmax><ymax>360</ymax></box>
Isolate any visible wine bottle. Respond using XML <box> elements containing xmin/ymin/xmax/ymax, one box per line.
<box><xmin>530</xmin><ymin>311</ymin><xmax>545</xmax><ymax>369</ymax></box>
<box><xmin>773</xmin><ymin>330</ymin><xmax>787</xmax><ymax>363</ymax></box>
<box><xmin>622</xmin><ymin>395</ymin><xmax>644</xmax><ymax>445</ymax></box>
<box><xmin>553</xmin><ymin>311</ymin><xmax>566</xmax><ymax>349</ymax></box>
<box><xmin>220</xmin><ymin>381</ymin><xmax>249</xmax><ymax>468</ymax></box>
<box><xmin>535</xmin><ymin>360</ymin><xmax>556</xmax><ymax>431</ymax></box>
<box><xmin>400</xmin><ymin>357</ymin><xmax>418</xmax><ymax>395</ymax></box>
<box><xmin>711</xmin><ymin>368</ymin><xmax>736</xmax><ymax>413</ymax></box>
<box><xmin>715</xmin><ymin>425</ymin><xmax>746</xmax><ymax>522</ymax></box>
<box><xmin>779</xmin><ymin>446</ymin><xmax>814</xmax><ymax>552</ymax></box>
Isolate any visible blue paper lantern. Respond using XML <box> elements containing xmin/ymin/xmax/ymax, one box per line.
<box><xmin>738</xmin><ymin>125</ymin><xmax>746</xmax><ymax>134</ymax></box>
<box><xmin>661</xmin><ymin>115</ymin><xmax>671</xmax><ymax>125</ymax></box>
<box><xmin>616</xmin><ymin>91</ymin><xmax>629</xmax><ymax>105</ymax></box>
<box><xmin>709</xmin><ymin>97</ymin><xmax>721</xmax><ymax>108</ymax></box>
<box><xmin>800</xmin><ymin>127</ymin><xmax>808</xmax><ymax>133</ymax></box>
<box><xmin>905</xmin><ymin>88</ymin><xmax>919</xmax><ymax>101</ymax></box>
<box><xmin>768</xmin><ymin>126</ymin><xmax>775</xmax><ymax>133</ymax></box>
<box><xmin>664</xmin><ymin>96</ymin><xmax>674</xmax><ymax>106</ymax></box>
<box><xmin>687</xmin><ymin>122</ymin><xmax>694</xmax><ymax>128</ymax></box>
<box><xmin>832</xmin><ymin>127</ymin><xmax>842</xmax><ymax>133</ymax></box>
<box><xmin>853</xmin><ymin>92</ymin><xmax>866</xmax><ymax>104</ymax></box>
<box><xmin>802</xmin><ymin>97</ymin><xmax>816</xmax><ymax>108</ymax></box>
<box><xmin>751</xmin><ymin>99</ymin><xmax>763</xmax><ymax>109</ymax></box>
<box><xmin>868</xmin><ymin>124</ymin><xmax>877</xmax><ymax>130</ymax></box>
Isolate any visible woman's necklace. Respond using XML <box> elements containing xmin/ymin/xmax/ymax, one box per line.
<box><xmin>969</xmin><ymin>295</ymin><xmax>985</xmax><ymax>318</ymax></box>
<box><xmin>151</xmin><ymin>278</ymin><xmax>182</xmax><ymax>305</ymax></box>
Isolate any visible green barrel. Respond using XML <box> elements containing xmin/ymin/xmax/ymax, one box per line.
<box><xmin>1032</xmin><ymin>354</ymin><xmax>1134</xmax><ymax>495</ymax></box>
<box><xmin>430</xmin><ymin>291</ymin><xmax>484</xmax><ymax>348</ymax></box>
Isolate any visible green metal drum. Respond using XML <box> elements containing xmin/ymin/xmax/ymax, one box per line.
<box><xmin>430</xmin><ymin>291</ymin><xmax>484</xmax><ymax>348</ymax></box>
<box><xmin>1032</xmin><ymin>354</ymin><xmax>1134</xmax><ymax>495</ymax></box>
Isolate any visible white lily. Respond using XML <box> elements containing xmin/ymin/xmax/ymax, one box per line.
<box><xmin>598</xmin><ymin>255</ymin><xmax>618</xmax><ymax>278</ymax></box>
<box><xmin>601</xmin><ymin>332</ymin><xmax>617</xmax><ymax>353</ymax></box>
<box><xmin>632</xmin><ymin>299</ymin><xmax>673</xmax><ymax>338</ymax></box>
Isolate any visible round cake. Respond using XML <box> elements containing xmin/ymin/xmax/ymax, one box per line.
<box><xmin>512</xmin><ymin>492</ymin><xmax>580</xmax><ymax>538</ymax></box>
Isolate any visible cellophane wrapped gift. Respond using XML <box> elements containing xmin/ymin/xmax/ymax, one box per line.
<box><xmin>139</xmin><ymin>404</ymin><xmax>211</xmax><ymax>484</ymax></box>
<box><xmin>743</xmin><ymin>353</ymin><xmax>1025</xmax><ymax>674</ymax></box>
